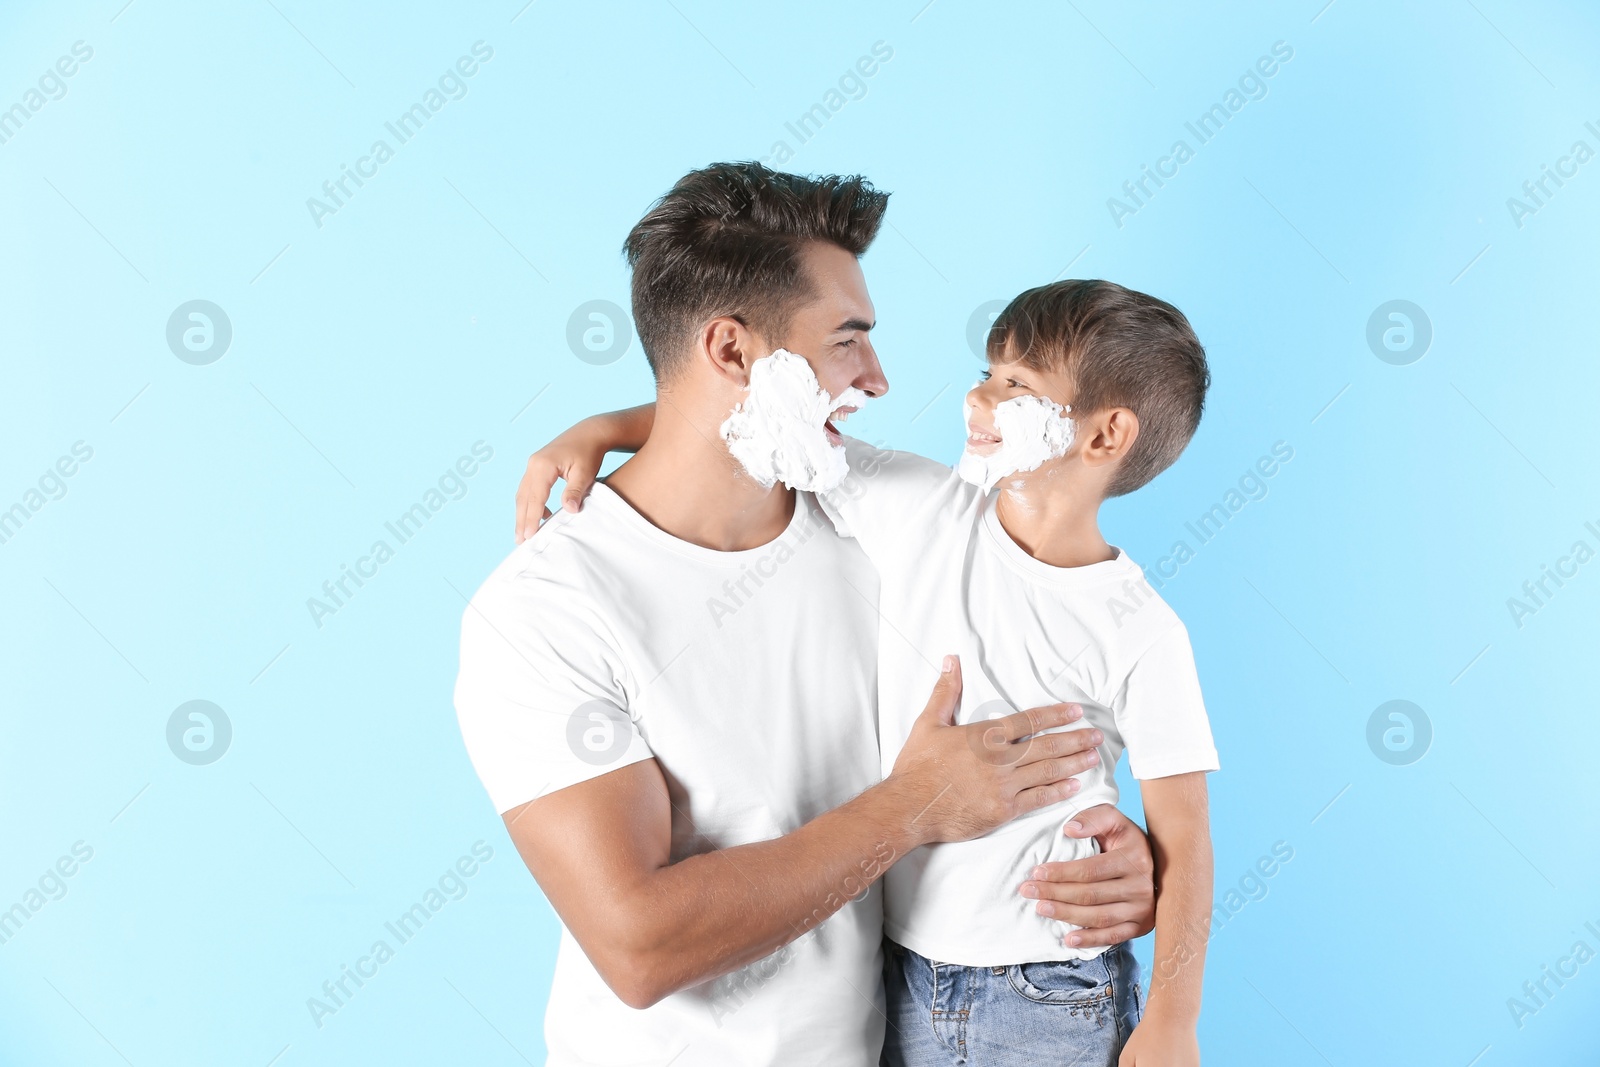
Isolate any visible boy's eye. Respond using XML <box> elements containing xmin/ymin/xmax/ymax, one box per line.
<box><xmin>978</xmin><ymin>370</ymin><xmax>992</xmax><ymax>382</ymax></box>
<box><xmin>1008</xmin><ymin>379</ymin><xmax>1026</xmax><ymax>389</ymax></box>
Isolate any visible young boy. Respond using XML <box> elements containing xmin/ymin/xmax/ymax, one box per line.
<box><xmin>525</xmin><ymin>279</ymin><xmax>1217</xmax><ymax>1065</ymax></box>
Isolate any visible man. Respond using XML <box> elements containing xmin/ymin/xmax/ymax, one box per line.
<box><xmin>455</xmin><ymin>163</ymin><xmax>1155</xmax><ymax>1066</ymax></box>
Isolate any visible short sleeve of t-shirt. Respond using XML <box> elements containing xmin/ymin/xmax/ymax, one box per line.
<box><xmin>1114</xmin><ymin>622</ymin><xmax>1220</xmax><ymax>781</ymax></box>
<box><xmin>817</xmin><ymin>436</ymin><xmax>968</xmax><ymax>561</ymax></box>
<box><xmin>453</xmin><ymin>553</ymin><xmax>655</xmax><ymax>813</ymax></box>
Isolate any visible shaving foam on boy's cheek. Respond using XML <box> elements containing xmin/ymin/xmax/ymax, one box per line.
<box><xmin>718</xmin><ymin>349</ymin><xmax>868</xmax><ymax>492</ymax></box>
<box><xmin>956</xmin><ymin>395</ymin><xmax>1075</xmax><ymax>492</ymax></box>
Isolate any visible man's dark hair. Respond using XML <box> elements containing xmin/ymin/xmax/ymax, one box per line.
<box><xmin>986</xmin><ymin>279</ymin><xmax>1209</xmax><ymax>497</ymax></box>
<box><xmin>623</xmin><ymin>162</ymin><xmax>889</xmax><ymax>379</ymax></box>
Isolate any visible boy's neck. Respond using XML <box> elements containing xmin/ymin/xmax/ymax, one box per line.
<box><xmin>993</xmin><ymin>477</ymin><xmax>1115</xmax><ymax>569</ymax></box>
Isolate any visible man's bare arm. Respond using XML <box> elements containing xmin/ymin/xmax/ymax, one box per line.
<box><xmin>1019</xmin><ymin>803</ymin><xmax>1157</xmax><ymax>947</ymax></box>
<box><xmin>502</xmin><ymin>657</ymin><xmax>1103</xmax><ymax>1008</ymax></box>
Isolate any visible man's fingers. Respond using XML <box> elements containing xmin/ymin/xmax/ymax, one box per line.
<box><xmin>1029</xmin><ymin>850</ymin><xmax>1146</xmax><ymax>886</ymax></box>
<box><xmin>1059</xmin><ymin>921</ymin><xmax>1145</xmax><ymax>949</ymax></box>
<box><xmin>1012</xmin><ymin>779</ymin><xmax>1079</xmax><ymax>812</ymax></box>
<box><xmin>917</xmin><ymin>656</ymin><xmax>962</xmax><ymax>727</ymax></box>
<box><xmin>991</xmin><ymin>702</ymin><xmax>1079</xmax><ymax>743</ymax></box>
<box><xmin>1061</xmin><ymin>801</ymin><xmax>1131</xmax><ymax>840</ymax></box>
<box><xmin>1012</xmin><ymin>726</ymin><xmax>1101</xmax><ymax>768</ymax></box>
<box><xmin>1014</xmin><ymin>750</ymin><xmax>1098</xmax><ymax>789</ymax></box>
<box><xmin>1022</xmin><ymin>872</ymin><xmax>1149</xmax><ymax>907</ymax></box>
<box><xmin>1028</xmin><ymin>895</ymin><xmax>1148</xmax><ymax>930</ymax></box>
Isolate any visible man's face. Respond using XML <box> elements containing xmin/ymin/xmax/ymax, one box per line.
<box><xmin>772</xmin><ymin>242</ymin><xmax>888</xmax><ymax>443</ymax></box>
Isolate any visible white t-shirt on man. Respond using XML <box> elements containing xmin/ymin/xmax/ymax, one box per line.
<box><xmin>818</xmin><ymin>437</ymin><xmax>1219</xmax><ymax>967</ymax></box>
<box><xmin>454</xmin><ymin>484</ymin><xmax>885</xmax><ymax>1066</ymax></box>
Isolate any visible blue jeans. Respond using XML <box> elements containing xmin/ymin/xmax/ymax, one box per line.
<box><xmin>881</xmin><ymin>940</ymin><xmax>1143</xmax><ymax>1066</ymax></box>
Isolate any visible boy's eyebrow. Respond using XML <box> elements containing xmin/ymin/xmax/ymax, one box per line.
<box><xmin>834</xmin><ymin>317</ymin><xmax>875</xmax><ymax>333</ymax></box>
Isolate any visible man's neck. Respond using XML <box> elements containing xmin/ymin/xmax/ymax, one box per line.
<box><xmin>993</xmin><ymin>477</ymin><xmax>1115</xmax><ymax>569</ymax></box>
<box><xmin>604</xmin><ymin>392</ymin><xmax>795</xmax><ymax>552</ymax></box>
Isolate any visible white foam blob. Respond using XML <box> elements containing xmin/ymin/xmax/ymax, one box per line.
<box><xmin>956</xmin><ymin>394</ymin><xmax>1075</xmax><ymax>492</ymax></box>
<box><xmin>719</xmin><ymin>349</ymin><xmax>869</xmax><ymax>492</ymax></box>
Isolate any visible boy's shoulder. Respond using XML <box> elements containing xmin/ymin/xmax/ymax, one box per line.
<box><xmin>837</xmin><ymin>436</ymin><xmax>958</xmax><ymax>490</ymax></box>
<box><xmin>819</xmin><ymin>436</ymin><xmax>979</xmax><ymax>542</ymax></box>
<box><xmin>1077</xmin><ymin>554</ymin><xmax>1193</xmax><ymax>661</ymax></box>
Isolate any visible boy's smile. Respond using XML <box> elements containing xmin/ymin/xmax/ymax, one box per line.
<box><xmin>964</xmin><ymin>358</ymin><xmax>1077</xmax><ymax>460</ymax></box>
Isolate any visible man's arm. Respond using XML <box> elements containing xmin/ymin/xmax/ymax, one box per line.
<box><xmin>511</xmin><ymin>406</ymin><xmax>1162</xmax><ymax>939</ymax></box>
<box><xmin>1119</xmin><ymin>772</ymin><xmax>1212</xmax><ymax>1067</ymax></box>
<box><xmin>1020</xmin><ymin>804</ymin><xmax>1157</xmax><ymax>946</ymax></box>
<box><xmin>502</xmin><ymin>657</ymin><xmax>1102</xmax><ymax>1008</ymax></box>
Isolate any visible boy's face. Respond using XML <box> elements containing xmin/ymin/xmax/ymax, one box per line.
<box><xmin>964</xmin><ymin>358</ymin><xmax>1076</xmax><ymax>459</ymax></box>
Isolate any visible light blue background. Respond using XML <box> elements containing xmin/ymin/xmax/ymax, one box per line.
<box><xmin>3</xmin><ymin>1</ymin><xmax>1597</xmax><ymax>1063</ymax></box>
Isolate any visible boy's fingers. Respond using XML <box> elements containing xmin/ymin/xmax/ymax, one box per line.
<box><xmin>517</xmin><ymin>457</ymin><xmax>568</xmax><ymax>541</ymax></box>
<box><xmin>560</xmin><ymin>461</ymin><xmax>598</xmax><ymax>512</ymax></box>
<box><xmin>516</xmin><ymin>460</ymin><xmax>552</xmax><ymax>541</ymax></box>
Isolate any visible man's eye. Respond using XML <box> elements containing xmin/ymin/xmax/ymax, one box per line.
<box><xmin>837</xmin><ymin>338</ymin><xmax>857</xmax><ymax>348</ymax></box>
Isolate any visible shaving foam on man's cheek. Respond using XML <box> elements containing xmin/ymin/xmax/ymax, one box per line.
<box><xmin>956</xmin><ymin>395</ymin><xmax>1075</xmax><ymax>492</ymax></box>
<box><xmin>718</xmin><ymin>349</ymin><xmax>868</xmax><ymax>492</ymax></box>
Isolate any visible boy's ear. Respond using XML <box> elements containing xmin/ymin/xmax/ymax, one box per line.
<box><xmin>697</xmin><ymin>316</ymin><xmax>765</xmax><ymax>388</ymax></box>
<box><xmin>1078</xmin><ymin>407</ymin><xmax>1140</xmax><ymax>469</ymax></box>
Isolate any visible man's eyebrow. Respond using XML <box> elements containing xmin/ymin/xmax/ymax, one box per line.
<box><xmin>834</xmin><ymin>317</ymin><xmax>875</xmax><ymax>333</ymax></box>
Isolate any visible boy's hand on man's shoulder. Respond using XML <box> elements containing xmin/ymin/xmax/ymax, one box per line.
<box><xmin>514</xmin><ymin>423</ymin><xmax>606</xmax><ymax>542</ymax></box>
<box><xmin>1018</xmin><ymin>804</ymin><xmax>1156</xmax><ymax>947</ymax></box>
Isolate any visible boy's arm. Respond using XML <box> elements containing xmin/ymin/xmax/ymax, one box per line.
<box><xmin>515</xmin><ymin>404</ymin><xmax>655</xmax><ymax>541</ymax></box>
<box><xmin>1120</xmin><ymin>771</ymin><xmax>1212</xmax><ymax>1067</ymax></box>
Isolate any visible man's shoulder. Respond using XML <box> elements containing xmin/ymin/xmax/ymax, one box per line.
<box><xmin>465</xmin><ymin>506</ymin><xmax>627</xmax><ymax>624</ymax></box>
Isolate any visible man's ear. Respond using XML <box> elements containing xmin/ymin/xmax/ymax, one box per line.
<box><xmin>696</xmin><ymin>316</ymin><xmax>765</xmax><ymax>388</ymax></box>
<box><xmin>1078</xmin><ymin>407</ymin><xmax>1140</xmax><ymax>469</ymax></box>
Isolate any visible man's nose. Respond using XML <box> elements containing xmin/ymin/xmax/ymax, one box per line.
<box><xmin>854</xmin><ymin>343</ymin><xmax>889</xmax><ymax>398</ymax></box>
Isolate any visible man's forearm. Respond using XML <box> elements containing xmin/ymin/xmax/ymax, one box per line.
<box><xmin>618</xmin><ymin>776</ymin><xmax>929</xmax><ymax>1004</ymax></box>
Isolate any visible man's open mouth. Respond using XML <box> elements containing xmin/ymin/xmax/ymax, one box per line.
<box><xmin>824</xmin><ymin>404</ymin><xmax>857</xmax><ymax>445</ymax></box>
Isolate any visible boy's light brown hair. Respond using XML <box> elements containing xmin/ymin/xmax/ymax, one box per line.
<box><xmin>986</xmin><ymin>279</ymin><xmax>1209</xmax><ymax>497</ymax></box>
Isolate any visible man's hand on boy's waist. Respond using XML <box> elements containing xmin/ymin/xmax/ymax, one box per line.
<box><xmin>1017</xmin><ymin>804</ymin><xmax>1156</xmax><ymax>948</ymax></box>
